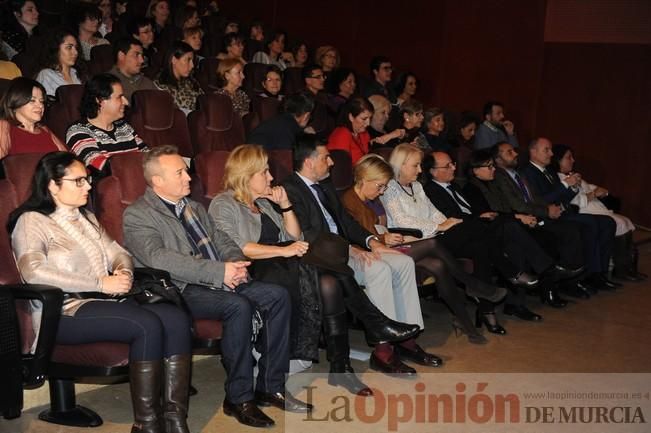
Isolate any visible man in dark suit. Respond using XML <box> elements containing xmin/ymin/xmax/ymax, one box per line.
<box><xmin>520</xmin><ymin>137</ymin><xmax>618</xmax><ymax>291</ymax></box>
<box><xmin>283</xmin><ymin>138</ymin><xmax>436</xmax><ymax>375</ymax></box>
<box><xmin>422</xmin><ymin>151</ymin><xmax>559</xmax><ymax>318</ymax></box>
<box><xmin>123</xmin><ymin>146</ymin><xmax>311</xmax><ymax>428</ymax></box>
<box><xmin>247</xmin><ymin>92</ymin><xmax>314</xmax><ymax>150</ymax></box>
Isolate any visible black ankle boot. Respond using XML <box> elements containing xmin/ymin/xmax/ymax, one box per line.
<box><xmin>323</xmin><ymin>313</ymin><xmax>372</xmax><ymax>396</ymax></box>
<box><xmin>344</xmin><ymin>291</ymin><xmax>420</xmax><ymax>345</ymax></box>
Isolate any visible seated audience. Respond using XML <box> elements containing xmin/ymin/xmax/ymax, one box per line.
<box><xmin>215</xmin><ymin>58</ymin><xmax>250</xmax><ymax>117</ymax></box>
<box><xmin>283</xmin><ymin>138</ymin><xmax>426</xmax><ymax>376</ymax></box>
<box><xmin>248</xmin><ymin>91</ymin><xmax>314</xmax><ymax>150</ymax></box>
<box><xmin>147</xmin><ymin>0</ymin><xmax>171</xmax><ymax>39</ymax></box>
<box><xmin>35</xmin><ymin>29</ymin><xmax>83</xmax><ymax>98</ymax></box>
<box><xmin>154</xmin><ymin>41</ymin><xmax>204</xmax><ymax>114</ymax></box>
<box><xmin>252</xmin><ymin>30</ymin><xmax>289</xmax><ymax>70</ymax></box>
<box><xmin>210</xmin><ymin>144</ymin><xmax>385</xmax><ymax>396</ymax></box>
<box><xmin>123</xmin><ymin>145</ymin><xmax>313</xmax><ymax>428</ymax></box>
<box><xmin>325</xmin><ymin>67</ymin><xmax>356</xmax><ymax>115</ymax></box>
<box><xmin>129</xmin><ymin>17</ymin><xmax>157</xmax><ymax>69</ymax></box>
<box><xmin>367</xmin><ymin>94</ymin><xmax>405</xmax><ymax>148</ymax></box>
<box><xmin>216</xmin><ymin>32</ymin><xmax>246</xmax><ymax>64</ymax></box>
<box><xmin>342</xmin><ymin>154</ymin><xmax>508</xmax><ymax>344</ymax></box>
<box><xmin>394</xmin><ymin>71</ymin><xmax>418</xmax><ymax>107</ymax></box>
<box><xmin>474</xmin><ymin>100</ymin><xmax>519</xmax><ymax>150</ymax></box>
<box><xmin>1</xmin><ymin>0</ymin><xmax>39</xmax><ymax>59</ymax></box>
<box><xmin>182</xmin><ymin>26</ymin><xmax>203</xmax><ymax>59</ymax></box>
<box><xmin>449</xmin><ymin>111</ymin><xmax>480</xmax><ymax>183</ymax></box>
<box><xmin>381</xmin><ymin>144</ymin><xmax>516</xmax><ymax>334</ymax></box>
<box><xmin>67</xmin><ymin>73</ymin><xmax>148</xmax><ymax>175</ymax></box>
<box><xmin>108</xmin><ymin>38</ymin><xmax>156</xmax><ymax>102</ymax></box>
<box><xmin>0</xmin><ymin>78</ymin><xmax>66</xmax><ymax>158</ymax></box>
<box><xmin>423</xmin><ymin>107</ymin><xmax>449</xmax><ymax>152</ymax></box>
<box><xmin>302</xmin><ymin>64</ymin><xmax>332</xmax><ymax>137</ymax></box>
<box><xmin>289</xmin><ymin>40</ymin><xmax>309</xmax><ymax>68</ymax></box>
<box><xmin>327</xmin><ymin>96</ymin><xmax>373</xmax><ymax>164</ymax></box>
<box><xmin>96</xmin><ymin>0</ymin><xmax>123</xmax><ymax>37</ymax></box>
<box><xmin>258</xmin><ymin>64</ymin><xmax>283</xmax><ymax>99</ymax></box>
<box><xmin>74</xmin><ymin>4</ymin><xmax>110</xmax><ymax>61</ymax></box>
<box><xmin>550</xmin><ymin>144</ymin><xmax>645</xmax><ymax>281</ymax></box>
<box><xmin>174</xmin><ymin>4</ymin><xmax>200</xmax><ymax>32</ymax></box>
<box><xmin>9</xmin><ymin>151</ymin><xmax>193</xmax><ymax>433</ymax></box>
<box><xmin>392</xmin><ymin>99</ymin><xmax>428</xmax><ymax>150</ymax></box>
<box><xmin>314</xmin><ymin>45</ymin><xmax>340</xmax><ymax>78</ymax></box>
<box><xmin>363</xmin><ymin>55</ymin><xmax>396</xmax><ymax>103</ymax></box>
<box><xmin>521</xmin><ymin>138</ymin><xmax>618</xmax><ymax>291</ymax></box>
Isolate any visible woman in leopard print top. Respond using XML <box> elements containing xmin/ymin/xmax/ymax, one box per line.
<box><xmin>154</xmin><ymin>41</ymin><xmax>204</xmax><ymax>115</ymax></box>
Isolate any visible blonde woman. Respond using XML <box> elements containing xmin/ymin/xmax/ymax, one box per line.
<box><xmin>215</xmin><ymin>58</ymin><xmax>250</xmax><ymax>117</ymax></box>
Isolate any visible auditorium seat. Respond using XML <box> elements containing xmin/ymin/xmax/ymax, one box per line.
<box><xmin>2</xmin><ymin>153</ymin><xmax>46</xmax><ymax>204</ymax></box>
<box><xmin>128</xmin><ymin>90</ymin><xmax>194</xmax><ymax>157</ymax></box>
<box><xmin>329</xmin><ymin>149</ymin><xmax>353</xmax><ymax>192</ymax></box>
<box><xmin>370</xmin><ymin>146</ymin><xmax>393</xmax><ymax>161</ymax></box>
<box><xmin>251</xmin><ymin>95</ymin><xmax>281</xmax><ymax>123</ymax></box>
<box><xmin>243</xmin><ymin>62</ymin><xmax>268</xmax><ymax>97</ymax></box>
<box><xmin>267</xmin><ymin>149</ymin><xmax>293</xmax><ymax>185</ymax></box>
<box><xmin>244</xmin><ymin>40</ymin><xmax>264</xmax><ymax>62</ymax></box>
<box><xmin>195</xmin><ymin>57</ymin><xmax>221</xmax><ymax>93</ymax></box>
<box><xmin>243</xmin><ymin>111</ymin><xmax>260</xmax><ymax>135</ymax></box>
<box><xmin>191</xmin><ymin>150</ymin><xmax>229</xmax><ymax>208</ymax></box>
<box><xmin>282</xmin><ymin>67</ymin><xmax>304</xmax><ymax>95</ymax></box>
<box><xmin>88</xmin><ymin>45</ymin><xmax>114</xmax><ymax>77</ymax></box>
<box><xmin>187</xmin><ymin>93</ymin><xmax>245</xmax><ymax>152</ymax></box>
<box><xmin>45</xmin><ymin>84</ymin><xmax>84</xmax><ymax>142</ymax></box>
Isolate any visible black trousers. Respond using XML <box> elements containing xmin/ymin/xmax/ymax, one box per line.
<box><xmin>537</xmin><ymin>219</ymin><xmax>584</xmax><ymax>268</ymax></box>
<box><xmin>182</xmin><ymin>281</ymin><xmax>290</xmax><ymax>405</ymax></box>
<box><xmin>489</xmin><ymin>217</ymin><xmax>554</xmax><ymax>274</ymax></box>
<box><xmin>561</xmin><ymin>213</ymin><xmax>615</xmax><ymax>273</ymax></box>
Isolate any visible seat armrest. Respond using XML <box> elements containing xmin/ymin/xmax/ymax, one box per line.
<box><xmin>388</xmin><ymin>227</ymin><xmax>423</xmax><ymax>238</ymax></box>
<box><xmin>6</xmin><ymin>284</ymin><xmax>63</xmax><ymax>388</ymax></box>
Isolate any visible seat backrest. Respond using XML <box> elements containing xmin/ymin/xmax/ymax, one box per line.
<box><xmin>244</xmin><ymin>40</ymin><xmax>264</xmax><ymax>62</ymax></box>
<box><xmin>370</xmin><ymin>146</ymin><xmax>393</xmax><ymax>161</ymax></box>
<box><xmin>329</xmin><ymin>149</ymin><xmax>353</xmax><ymax>192</ymax></box>
<box><xmin>129</xmin><ymin>90</ymin><xmax>193</xmax><ymax>157</ymax></box>
<box><xmin>46</xmin><ymin>84</ymin><xmax>84</xmax><ymax>142</ymax></box>
<box><xmin>88</xmin><ymin>44</ymin><xmax>114</xmax><ymax>76</ymax></box>
<box><xmin>282</xmin><ymin>67</ymin><xmax>304</xmax><ymax>95</ymax></box>
<box><xmin>188</xmin><ymin>93</ymin><xmax>245</xmax><ymax>153</ymax></box>
<box><xmin>95</xmin><ymin>152</ymin><xmax>147</xmax><ymax>244</ymax></box>
<box><xmin>0</xmin><ymin>78</ymin><xmax>12</xmax><ymax>100</ymax></box>
<box><xmin>0</xmin><ymin>180</ymin><xmax>21</xmax><ymax>285</ymax></box>
<box><xmin>243</xmin><ymin>63</ymin><xmax>268</xmax><ymax>97</ymax></box>
<box><xmin>251</xmin><ymin>96</ymin><xmax>281</xmax><ymax>123</ymax></box>
<box><xmin>267</xmin><ymin>149</ymin><xmax>293</xmax><ymax>185</ymax></box>
<box><xmin>192</xmin><ymin>150</ymin><xmax>229</xmax><ymax>208</ymax></box>
<box><xmin>195</xmin><ymin>57</ymin><xmax>220</xmax><ymax>93</ymax></box>
<box><xmin>2</xmin><ymin>153</ymin><xmax>46</xmax><ymax>205</ymax></box>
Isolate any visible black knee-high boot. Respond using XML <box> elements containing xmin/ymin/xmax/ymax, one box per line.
<box><xmin>162</xmin><ymin>355</ymin><xmax>191</xmax><ymax>433</ymax></box>
<box><xmin>130</xmin><ymin>360</ymin><xmax>163</xmax><ymax>433</ymax></box>
<box><xmin>324</xmin><ymin>312</ymin><xmax>372</xmax><ymax>396</ymax></box>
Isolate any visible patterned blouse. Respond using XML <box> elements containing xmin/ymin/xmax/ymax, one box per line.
<box><xmin>154</xmin><ymin>77</ymin><xmax>204</xmax><ymax>115</ymax></box>
<box><xmin>215</xmin><ymin>88</ymin><xmax>250</xmax><ymax>117</ymax></box>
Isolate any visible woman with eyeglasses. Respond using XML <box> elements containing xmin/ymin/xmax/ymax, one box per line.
<box><xmin>257</xmin><ymin>64</ymin><xmax>283</xmax><ymax>99</ymax></box>
<box><xmin>326</xmin><ymin>97</ymin><xmax>372</xmax><ymax>164</ymax></box>
<box><xmin>342</xmin><ymin>153</ymin><xmax>510</xmax><ymax>344</ymax></box>
<box><xmin>66</xmin><ymin>73</ymin><xmax>148</xmax><ymax>176</ymax></box>
<box><xmin>74</xmin><ymin>4</ymin><xmax>110</xmax><ymax>61</ymax></box>
<box><xmin>0</xmin><ymin>78</ymin><xmax>66</xmax><ymax>158</ymax></box>
<box><xmin>9</xmin><ymin>151</ymin><xmax>193</xmax><ymax>433</ymax></box>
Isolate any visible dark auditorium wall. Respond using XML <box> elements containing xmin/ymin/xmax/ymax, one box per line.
<box><xmin>223</xmin><ymin>0</ymin><xmax>650</xmax><ymax>226</ymax></box>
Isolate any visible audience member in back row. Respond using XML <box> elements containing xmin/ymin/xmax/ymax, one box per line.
<box><xmin>550</xmin><ymin>144</ymin><xmax>646</xmax><ymax>282</ymax></box>
<box><xmin>248</xmin><ymin>92</ymin><xmax>314</xmax><ymax>150</ymax></box>
<box><xmin>393</xmin><ymin>99</ymin><xmax>429</xmax><ymax>150</ymax></box>
<box><xmin>129</xmin><ymin>17</ymin><xmax>157</xmax><ymax>70</ymax></box>
<box><xmin>252</xmin><ymin>30</ymin><xmax>289</xmax><ymax>70</ymax></box>
<box><xmin>257</xmin><ymin>65</ymin><xmax>283</xmax><ymax>100</ymax></box>
<box><xmin>73</xmin><ymin>4</ymin><xmax>110</xmax><ymax>61</ymax></box>
<box><xmin>215</xmin><ymin>58</ymin><xmax>250</xmax><ymax>117</ymax></box>
<box><xmin>0</xmin><ymin>0</ymin><xmax>39</xmax><ymax>59</ymax></box>
<box><xmin>108</xmin><ymin>38</ymin><xmax>156</xmax><ymax>102</ymax></box>
<box><xmin>217</xmin><ymin>32</ymin><xmax>247</xmax><ymax>64</ymax></box>
<box><xmin>364</xmin><ymin>55</ymin><xmax>396</xmax><ymax>103</ymax></box>
<box><xmin>422</xmin><ymin>107</ymin><xmax>449</xmax><ymax>152</ymax></box>
<box><xmin>367</xmin><ymin>94</ymin><xmax>406</xmax><ymax>148</ymax></box>
<box><xmin>327</xmin><ymin>97</ymin><xmax>373</xmax><ymax>164</ymax></box>
<box><xmin>302</xmin><ymin>64</ymin><xmax>332</xmax><ymax>138</ymax></box>
<box><xmin>154</xmin><ymin>41</ymin><xmax>203</xmax><ymax>115</ymax></box>
<box><xmin>289</xmin><ymin>40</ymin><xmax>309</xmax><ymax>68</ymax></box>
<box><xmin>449</xmin><ymin>111</ymin><xmax>480</xmax><ymax>183</ymax></box>
<box><xmin>146</xmin><ymin>0</ymin><xmax>172</xmax><ymax>40</ymax></box>
<box><xmin>0</xmin><ymin>78</ymin><xmax>66</xmax><ymax>158</ymax></box>
<box><xmin>35</xmin><ymin>28</ymin><xmax>83</xmax><ymax>99</ymax></box>
<box><xmin>67</xmin><ymin>73</ymin><xmax>148</xmax><ymax>175</ymax></box>
<box><xmin>325</xmin><ymin>67</ymin><xmax>356</xmax><ymax>115</ymax></box>
<box><xmin>314</xmin><ymin>45</ymin><xmax>340</xmax><ymax>79</ymax></box>
<box><xmin>474</xmin><ymin>100</ymin><xmax>519</xmax><ymax>150</ymax></box>
<box><xmin>393</xmin><ymin>71</ymin><xmax>418</xmax><ymax>108</ymax></box>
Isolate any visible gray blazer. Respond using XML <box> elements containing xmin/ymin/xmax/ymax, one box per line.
<box><xmin>123</xmin><ymin>188</ymin><xmax>246</xmax><ymax>290</ymax></box>
<box><xmin>208</xmin><ymin>191</ymin><xmax>301</xmax><ymax>250</ymax></box>
<box><xmin>493</xmin><ymin>168</ymin><xmax>549</xmax><ymax>218</ymax></box>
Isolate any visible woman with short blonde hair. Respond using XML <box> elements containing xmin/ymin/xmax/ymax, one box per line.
<box><xmin>314</xmin><ymin>45</ymin><xmax>340</xmax><ymax>74</ymax></box>
<box><xmin>215</xmin><ymin>58</ymin><xmax>250</xmax><ymax>117</ymax></box>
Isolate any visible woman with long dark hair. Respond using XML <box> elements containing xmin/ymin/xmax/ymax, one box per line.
<box><xmin>9</xmin><ymin>151</ymin><xmax>192</xmax><ymax>433</ymax></box>
<box><xmin>1</xmin><ymin>0</ymin><xmax>39</xmax><ymax>58</ymax></box>
<box><xmin>154</xmin><ymin>41</ymin><xmax>203</xmax><ymax>114</ymax></box>
<box><xmin>35</xmin><ymin>28</ymin><xmax>83</xmax><ymax>98</ymax></box>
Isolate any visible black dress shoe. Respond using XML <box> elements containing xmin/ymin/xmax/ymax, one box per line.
<box><xmin>369</xmin><ymin>352</ymin><xmax>417</xmax><ymax>376</ymax></box>
<box><xmin>223</xmin><ymin>400</ymin><xmax>274</xmax><ymax>428</ymax></box>
<box><xmin>577</xmin><ymin>280</ymin><xmax>599</xmax><ymax>295</ymax></box>
<box><xmin>612</xmin><ymin>271</ymin><xmax>646</xmax><ymax>282</ymax></box>
<box><xmin>599</xmin><ymin>274</ymin><xmax>622</xmax><ymax>288</ymax></box>
<box><xmin>584</xmin><ymin>275</ymin><xmax>614</xmax><ymax>292</ymax></box>
<box><xmin>503</xmin><ymin>304</ymin><xmax>543</xmax><ymax>321</ymax></box>
<box><xmin>475</xmin><ymin>311</ymin><xmax>507</xmax><ymax>334</ymax></box>
<box><xmin>328</xmin><ymin>364</ymin><xmax>373</xmax><ymax>396</ymax></box>
<box><xmin>364</xmin><ymin>320</ymin><xmax>421</xmax><ymax>345</ymax></box>
<box><xmin>507</xmin><ymin>272</ymin><xmax>539</xmax><ymax>287</ymax></box>
<box><xmin>562</xmin><ymin>283</ymin><xmax>591</xmax><ymax>299</ymax></box>
<box><xmin>254</xmin><ymin>391</ymin><xmax>313</xmax><ymax>413</ymax></box>
<box><xmin>395</xmin><ymin>344</ymin><xmax>443</xmax><ymax>367</ymax></box>
<box><xmin>540</xmin><ymin>289</ymin><xmax>568</xmax><ymax>308</ymax></box>
<box><xmin>545</xmin><ymin>265</ymin><xmax>585</xmax><ymax>281</ymax></box>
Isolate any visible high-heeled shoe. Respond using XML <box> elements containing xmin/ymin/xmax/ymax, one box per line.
<box><xmin>452</xmin><ymin>319</ymin><xmax>488</xmax><ymax>345</ymax></box>
<box><xmin>475</xmin><ymin>310</ymin><xmax>507</xmax><ymax>335</ymax></box>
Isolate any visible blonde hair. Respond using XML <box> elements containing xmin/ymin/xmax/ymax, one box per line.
<box><xmin>354</xmin><ymin>154</ymin><xmax>393</xmax><ymax>186</ymax></box>
<box><xmin>389</xmin><ymin>143</ymin><xmax>423</xmax><ymax>183</ymax></box>
<box><xmin>223</xmin><ymin>144</ymin><xmax>268</xmax><ymax>204</ymax></box>
<box><xmin>314</xmin><ymin>45</ymin><xmax>340</xmax><ymax>69</ymax></box>
<box><xmin>217</xmin><ymin>58</ymin><xmax>243</xmax><ymax>87</ymax></box>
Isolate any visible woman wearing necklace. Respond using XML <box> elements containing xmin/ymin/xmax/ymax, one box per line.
<box><xmin>66</xmin><ymin>73</ymin><xmax>148</xmax><ymax>176</ymax></box>
<box><xmin>327</xmin><ymin>97</ymin><xmax>373</xmax><ymax>164</ymax></box>
<box><xmin>381</xmin><ymin>143</ymin><xmax>511</xmax><ymax>335</ymax></box>
<box><xmin>215</xmin><ymin>58</ymin><xmax>250</xmax><ymax>118</ymax></box>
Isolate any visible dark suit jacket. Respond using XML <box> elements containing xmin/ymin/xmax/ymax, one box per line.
<box><xmin>520</xmin><ymin>162</ymin><xmax>577</xmax><ymax>207</ymax></box>
<box><xmin>282</xmin><ymin>173</ymin><xmax>371</xmax><ymax>248</ymax></box>
<box><xmin>422</xmin><ymin>180</ymin><xmax>471</xmax><ymax>219</ymax></box>
<box><xmin>492</xmin><ymin>168</ymin><xmax>549</xmax><ymax>218</ymax></box>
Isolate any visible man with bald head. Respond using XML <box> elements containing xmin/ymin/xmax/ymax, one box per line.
<box><xmin>520</xmin><ymin>137</ymin><xmax>617</xmax><ymax>291</ymax></box>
